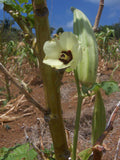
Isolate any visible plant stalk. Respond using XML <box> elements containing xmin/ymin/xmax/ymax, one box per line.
<box><xmin>32</xmin><ymin>0</ymin><xmax>69</xmax><ymax>159</ymax></box>
<box><xmin>72</xmin><ymin>70</ymin><xmax>83</xmax><ymax>160</ymax></box>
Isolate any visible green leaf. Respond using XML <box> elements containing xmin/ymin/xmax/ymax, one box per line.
<box><xmin>92</xmin><ymin>90</ymin><xmax>106</xmax><ymax>145</ymax></box>
<box><xmin>1</xmin><ymin>0</ymin><xmax>29</xmax><ymax>7</ymax></box>
<box><xmin>101</xmin><ymin>81</ymin><xmax>120</xmax><ymax>95</ymax></box>
<box><xmin>0</xmin><ymin>0</ymin><xmax>14</xmax><ymax>5</ymax></box>
<box><xmin>0</xmin><ymin>87</ymin><xmax>5</xmax><ymax>92</ymax></box>
<box><xmin>23</xmin><ymin>4</ymin><xmax>33</xmax><ymax>14</ymax></box>
<box><xmin>78</xmin><ymin>148</ymin><xmax>92</xmax><ymax>160</ymax></box>
<box><xmin>0</xmin><ymin>0</ymin><xmax>4</xmax><ymax>3</ymax></box>
<box><xmin>0</xmin><ymin>143</ymin><xmax>38</xmax><ymax>160</ymax></box>
<box><xmin>0</xmin><ymin>0</ymin><xmax>15</xmax><ymax>5</ymax></box>
<box><xmin>0</xmin><ymin>147</ymin><xmax>9</xmax><ymax>159</ymax></box>
<box><xmin>65</xmin><ymin>67</ymin><xmax>72</xmax><ymax>72</ymax></box>
<box><xmin>18</xmin><ymin>0</ymin><xmax>28</xmax><ymax>4</ymax></box>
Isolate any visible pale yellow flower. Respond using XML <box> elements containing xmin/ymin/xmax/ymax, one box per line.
<box><xmin>43</xmin><ymin>32</ymin><xmax>82</xmax><ymax>69</ymax></box>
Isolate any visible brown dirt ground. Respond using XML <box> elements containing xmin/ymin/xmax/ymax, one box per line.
<box><xmin>0</xmin><ymin>58</ymin><xmax>120</xmax><ymax>160</ymax></box>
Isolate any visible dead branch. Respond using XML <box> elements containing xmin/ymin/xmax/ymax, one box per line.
<box><xmin>92</xmin><ymin>144</ymin><xmax>105</xmax><ymax>160</ymax></box>
<box><xmin>114</xmin><ymin>137</ymin><xmax>120</xmax><ymax>160</ymax></box>
<box><xmin>0</xmin><ymin>99</ymin><xmax>6</xmax><ymax>103</ymax></box>
<box><xmin>93</xmin><ymin>0</ymin><xmax>104</xmax><ymax>32</ymax></box>
<box><xmin>0</xmin><ymin>63</ymin><xmax>47</xmax><ymax>114</ymax></box>
<box><xmin>0</xmin><ymin>95</ymin><xmax>25</xmax><ymax>117</ymax></box>
<box><xmin>0</xmin><ymin>95</ymin><xmax>25</xmax><ymax>111</ymax></box>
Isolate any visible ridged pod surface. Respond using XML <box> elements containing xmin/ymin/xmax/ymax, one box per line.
<box><xmin>72</xmin><ymin>8</ymin><xmax>98</xmax><ymax>86</ymax></box>
<box><xmin>92</xmin><ymin>90</ymin><xmax>106</xmax><ymax>145</ymax></box>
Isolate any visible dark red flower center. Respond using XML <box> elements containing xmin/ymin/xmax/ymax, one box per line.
<box><xmin>59</xmin><ymin>50</ymin><xmax>73</xmax><ymax>64</ymax></box>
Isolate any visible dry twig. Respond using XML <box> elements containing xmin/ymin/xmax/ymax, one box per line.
<box><xmin>0</xmin><ymin>63</ymin><xmax>47</xmax><ymax>114</ymax></box>
<box><xmin>0</xmin><ymin>99</ymin><xmax>6</xmax><ymax>103</ymax></box>
<box><xmin>96</xmin><ymin>101</ymin><xmax>120</xmax><ymax>145</ymax></box>
<box><xmin>0</xmin><ymin>112</ymin><xmax>34</xmax><ymax>123</ymax></box>
<box><xmin>0</xmin><ymin>95</ymin><xmax>25</xmax><ymax>118</ymax></box>
<box><xmin>0</xmin><ymin>95</ymin><xmax>26</xmax><ymax>111</ymax></box>
<box><xmin>114</xmin><ymin>137</ymin><xmax>120</xmax><ymax>160</ymax></box>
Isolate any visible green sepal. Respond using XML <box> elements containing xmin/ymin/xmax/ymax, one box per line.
<box><xmin>78</xmin><ymin>148</ymin><xmax>92</xmax><ymax>160</ymax></box>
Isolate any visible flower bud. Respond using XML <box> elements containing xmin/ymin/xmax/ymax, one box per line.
<box><xmin>72</xmin><ymin>7</ymin><xmax>98</xmax><ymax>86</ymax></box>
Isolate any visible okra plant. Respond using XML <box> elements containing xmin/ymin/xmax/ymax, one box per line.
<box><xmin>0</xmin><ymin>1</ymin><xmax>119</xmax><ymax>160</ymax></box>
<box><xmin>42</xmin><ymin>7</ymin><xmax>119</xmax><ymax>160</ymax></box>
<box><xmin>42</xmin><ymin>7</ymin><xmax>105</xmax><ymax>160</ymax></box>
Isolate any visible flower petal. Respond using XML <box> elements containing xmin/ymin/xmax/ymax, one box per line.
<box><xmin>72</xmin><ymin>43</ymin><xmax>82</xmax><ymax>62</ymax></box>
<box><xmin>56</xmin><ymin>32</ymin><xmax>78</xmax><ymax>50</ymax></box>
<box><xmin>43</xmin><ymin>59</ymin><xmax>70</xmax><ymax>69</ymax></box>
<box><xmin>68</xmin><ymin>43</ymin><xmax>82</xmax><ymax>69</ymax></box>
<box><xmin>43</xmin><ymin>40</ymin><xmax>61</xmax><ymax>59</ymax></box>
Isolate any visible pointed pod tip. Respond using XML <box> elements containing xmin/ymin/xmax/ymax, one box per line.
<box><xmin>71</xmin><ymin>7</ymin><xmax>76</xmax><ymax>12</ymax></box>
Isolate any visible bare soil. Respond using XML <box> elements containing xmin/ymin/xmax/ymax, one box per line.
<box><xmin>0</xmin><ymin>58</ymin><xmax>120</xmax><ymax>160</ymax></box>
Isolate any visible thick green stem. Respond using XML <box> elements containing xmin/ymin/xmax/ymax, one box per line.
<box><xmin>32</xmin><ymin>1</ymin><xmax>69</xmax><ymax>160</ymax></box>
<box><xmin>72</xmin><ymin>70</ymin><xmax>83</xmax><ymax>160</ymax></box>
